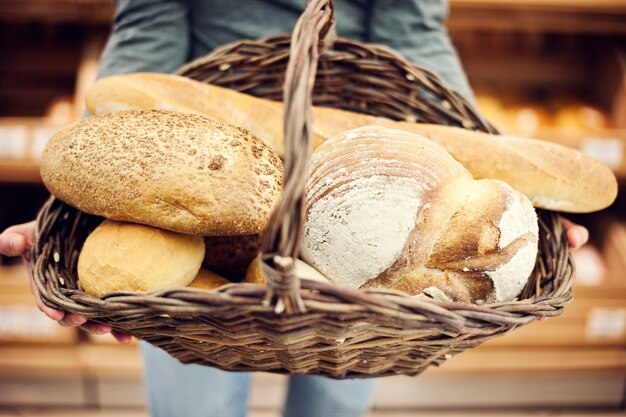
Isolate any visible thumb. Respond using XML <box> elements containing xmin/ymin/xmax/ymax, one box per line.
<box><xmin>0</xmin><ymin>232</ymin><xmax>27</xmax><ymax>257</ymax></box>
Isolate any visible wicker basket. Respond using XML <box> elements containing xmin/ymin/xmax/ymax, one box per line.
<box><xmin>32</xmin><ymin>0</ymin><xmax>574</xmax><ymax>379</ymax></box>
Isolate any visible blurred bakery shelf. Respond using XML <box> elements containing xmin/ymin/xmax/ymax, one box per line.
<box><xmin>2</xmin><ymin>0</ymin><xmax>625</xmax><ymax>35</ymax></box>
<box><xmin>1</xmin><ymin>339</ymin><xmax>625</xmax><ymax>408</ymax></box>
<box><xmin>0</xmin><ymin>0</ymin><xmax>114</xmax><ymax>24</ymax></box>
<box><xmin>2</xmin><ymin>258</ymin><xmax>626</xmax><ymax>408</ymax></box>
<box><xmin>0</xmin><ymin>265</ymin><xmax>79</xmax><ymax>344</ymax></box>
<box><xmin>0</xmin><ymin>118</ymin><xmax>65</xmax><ymax>183</ymax></box>
<box><xmin>448</xmin><ymin>0</ymin><xmax>626</xmax><ymax>34</ymax></box>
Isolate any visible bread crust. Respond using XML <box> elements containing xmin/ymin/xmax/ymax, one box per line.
<box><xmin>303</xmin><ymin>126</ymin><xmax>539</xmax><ymax>303</ymax></box>
<box><xmin>188</xmin><ymin>269</ymin><xmax>231</xmax><ymax>290</ymax></box>
<box><xmin>77</xmin><ymin>220</ymin><xmax>205</xmax><ymax>296</ymax></box>
<box><xmin>202</xmin><ymin>234</ymin><xmax>261</xmax><ymax>280</ymax></box>
<box><xmin>41</xmin><ymin>110</ymin><xmax>283</xmax><ymax>236</ymax></box>
<box><xmin>85</xmin><ymin>73</ymin><xmax>617</xmax><ymax>213</ymax></box>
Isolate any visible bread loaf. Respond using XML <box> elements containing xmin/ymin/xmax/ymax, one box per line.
<box><xmin>41</xmin><ymin>110</ymin><xmax>283</xmax><ymax>236</ymax></box>
<box><xmin>202</xmin><ymin>234</ymin><xmax>261</xmax><ymax>280</ymax></box>
<box><xmin>86</xmin><ymin>72</ymin><xmax>286</xmax><ymax>155</ymax></box>
<box><xmin>302</xmin><ymin>126</ymin><xmax>539</xmax><ymax>303</ymax></box>
<box><xmin>313</xmin><ymin>108</ymin><xmax>618</xmax><ymax>214</ymax></box>
<box><xmin>188</xmin><ymin>269</ymin><xmax>231</xmax><ymax>290</ymax></box>
<box><xmin>85</xmin><ymin>73</ymin><xmax>617</xmax><ymax>213</ymax></box>
<box><xmin>245</xmin><ymin>255</ymin><xmax>331</xmax><ymax>285</ymax></box>
<box><xmin>78</xmin><ymin>220</ymin><xmax>205</xmax><ymax>296</ymax></box>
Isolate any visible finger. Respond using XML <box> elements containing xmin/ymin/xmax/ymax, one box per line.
<box><xmin>28</xmin><ymin>270</ymin><xmax>65</xmax><ymax>321</ymax></box>
<box><xmin>537</xmin><ymin>317</ymin><xmax>549</xmax><ymax>322</ymax></box>
<box><xmin>560</xmin><ymin>218</ymin><xmax>589</xmax><ymax>251</ymax></box>
<box><xmin>112</xmin><ymin>330</ymin><xmax>133</xmax><ymax>345</ymax></box>
<box><xmin>0</xmin><ymin>232</ymin><xmax>26</xmax><ymax>257</ymax></box>
<box><xmin>20</xmin><ymin>220</ymin><xmax>37</xmax><ymax>248</ymax></box>
<box><xmin>58</xmin><ymin>313</ymin><xmax>88</xmax><ymax>327</ymax></box>
<box><xmin>567</xmin><ymin>225</ymin><xmax>589</xmax><ymax>251</ymax></box>
<box><xmin>80</xmin><ymin>321</ymin><xmax>113</xmax><ymax>335</ymax></box>
<box><xmin>560</xmin><ymin>217</ymin><xmax>574</xmax><ymax>229</ymax></box>
<box><xmin>0</xmin><ymin>221</ymin><xmax>36</xmax><ymax>256</ymax></box>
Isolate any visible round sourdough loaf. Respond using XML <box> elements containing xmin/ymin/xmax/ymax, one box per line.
<box><xmin>77</xmin><ymin>220</ymin><xmax>205</xmax><ymax>296</ymax></box>
<box><xmin>41</xmin><ymin>110</ymin><xmax>283</xmax><ymax>236</ymax></box>
<box><xmin>302</xmin><ymin>126</ymin><xmax>539</xmax><ymax>304</ymax></box>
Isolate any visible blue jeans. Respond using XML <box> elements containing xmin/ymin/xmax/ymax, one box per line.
<box><xmin>141</xmin><ymin>342</ymin><xmax>375</xmax><ymax>417</ymax></box>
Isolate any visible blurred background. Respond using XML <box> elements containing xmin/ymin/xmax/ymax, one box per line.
<box><xmin>0</xmin><ymin>0</ymin><xmax>625</xmax><ymax>416</ymax></box>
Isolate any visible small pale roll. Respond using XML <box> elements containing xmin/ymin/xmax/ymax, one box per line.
<box><xmin>78</xmin><ymin>220</ymin><xmax>205</xmax><ymax>296</ymax></box>
<box><xmin>244</xmin><ymin>255</ymin><xmax>331</xmax><ymax>285</ymax></box>
<box><xmin>187</xmin><ymin>269</ymin><xmax>231</xmax><ymax>290</ymax></box>
<box><xmin>302</xmin><ymin>126</ymin><xmax>539</xmax><ymax>304</ymax></box>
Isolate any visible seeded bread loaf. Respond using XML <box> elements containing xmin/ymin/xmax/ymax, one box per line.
<box><xmin>41</xmin><ymin>110</ymin><xmax>283</xmax><ymax>236</ymax></box>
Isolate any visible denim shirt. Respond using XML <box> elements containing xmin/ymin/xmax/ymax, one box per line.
<box><xmin>98</xmin><ymin>0</ymin><xmax>473</xmax><ymax>100</ymax></box>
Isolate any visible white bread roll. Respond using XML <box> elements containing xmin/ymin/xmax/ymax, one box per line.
<box><xmin>78</xmin><ymin>220</ymin><xmax>205</xmax><ymax>296</ymax></box>
<box><xmin>41</xmin><ymin>110</ymin><xmax>283</xmax><ymax>236</ymax></box>
<box><xmin>85</xmin><ymin>73</ymin><xmax>617</xmax><ymax>213</ymax></box>
<box><xmin>302</xmin><ymin>126</ymin><xmax>539</xmax><ymax>304</ymax></box>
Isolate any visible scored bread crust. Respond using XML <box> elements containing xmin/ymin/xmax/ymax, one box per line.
<box><xmin>302</xmin><ymin>126</ymin><xmax>539</xmax><ymax>303</ymax></box>
<box><xmin>41</xmin><ymin>110</ymin><xmax>283</xmax><ymax>236</ymax></box>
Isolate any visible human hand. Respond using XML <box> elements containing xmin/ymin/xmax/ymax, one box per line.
<box><xmin>561</xmin><ymin>217</ymin><xmax>589</xmax><ymax>251</ymax></box>
<box><xmin>537</xmin><ymin>217</ymin><xmax>589</xmax><ymax>322</ymax></box>
<box><xmin>0</xmin><ymin>221</ymin><xmax>131</xmax><ymax>344</ymax></box>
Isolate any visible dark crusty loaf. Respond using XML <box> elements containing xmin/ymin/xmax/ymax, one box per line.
<box><xmin>202</xmin><ymin>234</ymin><xmax>261</xmax><ymax>280</ymax></box>
<box><xmin>41</xmin><ymin>110</ymin><xmax>283</xmax><ymax>236</ymax></box>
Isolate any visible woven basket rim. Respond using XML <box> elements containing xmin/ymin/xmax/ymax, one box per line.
<box><xmin>33</xmin><ymin>196</ymin><xmax>572</xmax><ymax>337</ymax></box>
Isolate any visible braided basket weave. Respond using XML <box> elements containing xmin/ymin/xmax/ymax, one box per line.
<box><xmin>32</xmin><ymin>0</ymin><xmax>574</xmax><ymax>378</ymax></box>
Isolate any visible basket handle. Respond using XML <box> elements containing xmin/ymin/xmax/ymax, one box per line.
<box><xmin>260</xmin><ymin>0</ymin><xmax>336</xmax><ymax>314</ymax></box>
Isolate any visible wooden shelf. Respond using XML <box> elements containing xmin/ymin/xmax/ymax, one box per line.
<box><xmin>0</xmin><ymin>159</ymin><xmax>41</xmax><ymax>183</ymax></box>
<box><xmin>0</xmin><ymin>117</ymin><xmax>69</xmax><ymax>183</ymax></box>
<box><xmin>427</xmin><ymin>345</ymin><xmax>626</xmax><ymax>375</ymax></box>
<box><xmin>451</xmin><ymin>0</ymin><xmax>626</xmax><ymax>12</ymax></box>
<box><xmin>0</xmin><ymin>1</ymin><xmax>114</xmax><ymax>24</ymax></box>
<box><xmin>1</xmin><ymin>0</ymin><xmax>625</xmax><ymax>36</ymax></box>
<box><xmin>449</xmin><ymin>0</ymin><xmax>626</xmax><ymax>35</ymax></box>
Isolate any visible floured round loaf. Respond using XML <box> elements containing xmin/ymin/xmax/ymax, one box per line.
<box><xmin>41</xmin><ymin>110</ymin><xmax>283</xmax><ymax>236</ymax></box>
<box><xmin>78</xmin><ymin>220</ymin><xmax>205</xmax><ymax>296</ymax></box>
<box><xmin>302</xmin><ymin>126</ymin><xmax>539</xmax><ymax>304</ymax></box>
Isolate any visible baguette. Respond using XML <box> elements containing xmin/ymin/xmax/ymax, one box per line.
<box><xmin>86</xmin><ymin>73</ymin><xmax>618</xmax><ymax>213</ymax></box>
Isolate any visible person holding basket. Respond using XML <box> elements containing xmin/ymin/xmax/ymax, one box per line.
<box><xmin>0</xmin><ymin>1</ymin><xmax>590</xmax><ymax>416</ymax></box>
